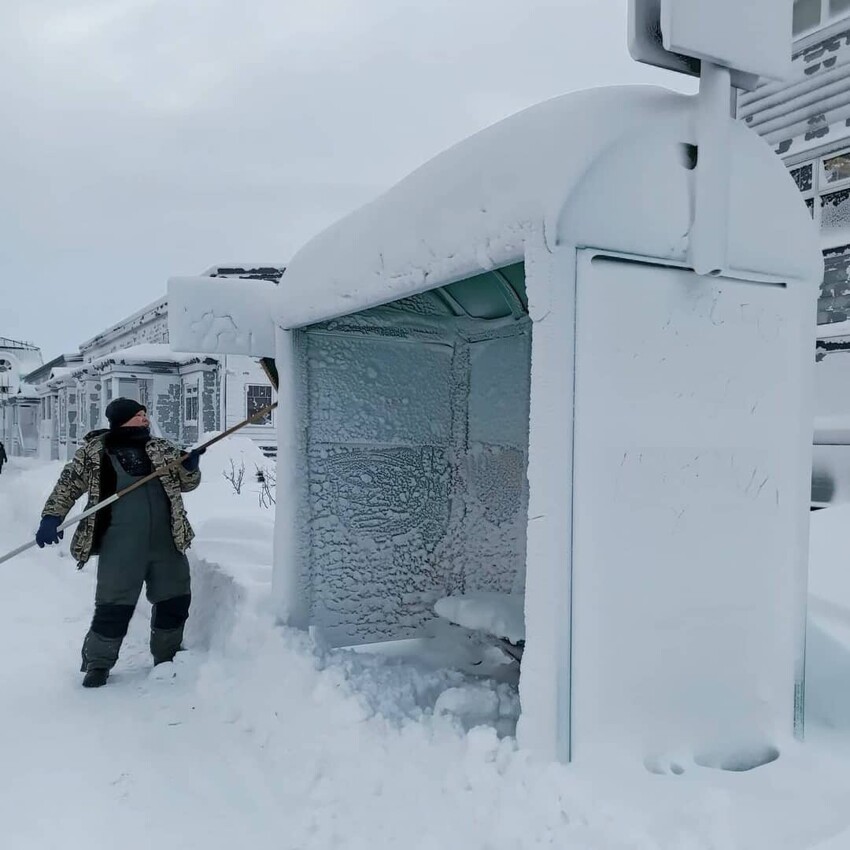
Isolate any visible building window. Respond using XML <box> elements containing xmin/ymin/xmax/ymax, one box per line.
<box><xmin>791</xmin><ymin>164</ymin><xmax>813</xmax><ymax>193</ymax></box>
<box><xmin>138</xmin><ymin>379</ymin><xmax>151</xmax><ymax>413</ymax></box>
<box><xmin>823</xmin><ymin>152</ymin><xmax>850</xmax><ymax>186</ymax></box>
<box><xmin>184</xmin><ymin>383</ymin><xmax>199</xmax><ymax>424</ymax></box>
<box><xmin>821</xmin><ymin>188</ymin><xmax>850</xmax><ymax>234</ymax></box>
<box><xmin>246</xmin><ymin>384</ymin><xmax>273</xmax><ymax>425</ymax></box>
<box><xmin>794</xmin><ymin>0</ymin><xmax>850</xmax><ymax>36</ymax></box>
<box><xmin>794</xmin><ymin>0</ymin><xmax>821</xmax><ymax>34</ymax></box>
<box><xmin>788</xmin><ymin>149</ymin><xmax>850</xmax><ymax>243</ymax></box>
<box><xmin>820</xmin><ymin>244</ymin><xmax>850</xmax><ymax>323</ymax></box>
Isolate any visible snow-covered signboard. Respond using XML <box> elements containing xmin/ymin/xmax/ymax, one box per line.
<box><xmin>170</xmin><ymin>65</ymin><xmax>821</xmax><ymax>765</ymax></box>
<box><xmin>630</xmin><ymin>0</ymin><xmax>793</xmax><ymax>90</ymax></box>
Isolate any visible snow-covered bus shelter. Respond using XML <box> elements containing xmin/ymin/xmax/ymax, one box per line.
<box><xmin>169</xmin><ymin>0</ymin><xmax>822</xmax><ymax>764</ymax></box>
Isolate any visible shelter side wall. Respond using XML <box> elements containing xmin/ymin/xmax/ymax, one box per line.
<box><xmin>303</xmin><ymin>330</ymin><xmax>455</xmax><ymax>645</ymax></box>
<box><xmin>516</xmin><ymin>243</ymin><xmax>577</xmax><ymax>763</ymax></box>
<box><xmin>299</xmin><ymin>314</ymin><xmax>531</xmax><ymax>647</ymax></box>
<box><xmin>465</xmin><ymin>332</ymin><xmax>531</xmax><ymax>597</ymax></box>
<box><xmin>569</xmin><ymin>252</ymin><xmax>810</xmax><ymax>762</ymax></box>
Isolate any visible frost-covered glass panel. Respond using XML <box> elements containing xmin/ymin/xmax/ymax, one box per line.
<box><xmin>819</xmin><ymin>244</ymin><xmax>850</xmax><ymax>323</ymax></box>
<box><xmin>498</xmin><ymin>263</ymin><xmax>527</xmax><ymax>311</ymax></box>
<box><xmin>307</xmin><ymin>335</ymin><xmax>452</xmax><ymax>445</ymax></box>
<box><xmin>443</xmin><ymin>273</ymin><xmax>512</xmax><ymax>319</ymax></box>
<box><xmin>793</xmin><ymin>0</ymin><xmax>821</xmax><ymax>34</ymax></box>
<box><xmin>821</xmin><ymin>188</ymin><xmax>850</xmax><ymax>233</ymax></box>
<box><xmin>830</xmin><ymin>0</ymin><xmax>850</xmax><ymax>16</ymax></box>
<box><xmin>465</xmin><ymin>330</ymin><xmax>532</xmax><ymax>597</ymax></box>
<box><xmin>790</xmin><ymin>163</ymin><xmax>813</xmax><ymax>193</ymax></box>
<box><xmin>383</xmin><ymin>292</ymin><xmax>452</xmax><ymax>317</ymax></box>
<box><xmin>823</xmin><ymin>152</ymin><xmax>850</xmax><ymax>185</ymax></box>
<box><xmin>468</xmin><ymin>333</ymin><xmax>531</xmax><ymax>448</ymax></box>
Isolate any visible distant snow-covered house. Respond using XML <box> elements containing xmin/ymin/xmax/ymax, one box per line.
<box><xmin>1</xmin><ymin>266</ymin><xmax>282</xmax><ymax>461</ymax></box>
<box><xmin>738</xmin><ymin>3</ymin><xmax>850</xmax><ymax>323</ymax></box>
<box><xmin>74</xmin><ymin>344</ymin><xmax>220</xmax><ymax>447</ymax></box>
<box><xmin>20</xmin><ymin>354</ymin><xmax>85</xmax><ymax>460</ymax></box>
<box><xmin>0</xmin><ymin>338</ymin><xmax>43</xmax><ymax>457</ymax></box>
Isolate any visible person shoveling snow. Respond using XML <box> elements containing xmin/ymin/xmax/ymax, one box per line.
<box><xmin>34</xmin><ymin>398</ymin><xmax>204</xmax><ymax>688</ymax></box>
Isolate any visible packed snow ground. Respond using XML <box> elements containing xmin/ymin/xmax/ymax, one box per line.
<box><xmin>3</xmin><ymin>445</ymin><xmax>850</xmax><ymax>849</ymax></box>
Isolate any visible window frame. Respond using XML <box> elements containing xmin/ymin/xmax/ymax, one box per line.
<box><xmin>245</xmin><ymin>383</ymin><xmax>274</xmax><ymax>426</ymax></box>
<box><xmin>184</xmin><ymin>380</ymin><xmax>200</xmax><ymax>425</ymax></box>
<box><xmin>787</xmin><ymin>148</ymin><xmax>850</xmax><ymax>245</ymax></box>
<box><xmin>820</xmin><ymin>151</ymin><xmax>850</xmax><ymax>191</ymax></box>
<box><xmin>794</xmin><ymin>0</ymin><xmax>850</xmax><ymax>37</ymax></box>
<box><xmin>794</xmin><ymin>0</ymin><xmax>823</xmax><ymax>37</ymax></box>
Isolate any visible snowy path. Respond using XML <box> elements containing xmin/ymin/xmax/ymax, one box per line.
<box><xmin>0</xmin><ymin>461</ymin><xmax>285</xmax><ymax>848</ymax></box>
<box><xmin>5</xmin><ymin>457</ymin><xmax>850</xmax><ymax>849</ymax></box>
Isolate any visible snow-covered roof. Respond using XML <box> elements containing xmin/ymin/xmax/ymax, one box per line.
<box><xmin>0</xmin><ymin>337</ymin><xmax>39</xmax><ymax>351</ymax></box>
<box><xmin>13</xmin><ymin>383</ymin><xmax>40</xmax><ymax>399</ymax></box>
<box><xmin>84</xmin><ymin>343</ymin><xmax>215</xmax><ymax>372</ymax></box>
<box><xmin>45</xmin><ymin>367</ymin><xmax>77</xmax><ymax>386</ymax></box>
<box><xmin>23</xmin><ymin>353</ymin><xmax>83</xmax><ymax>386</ymax></box>
<box><xmin>202</xmin><ymin>264</ymin><xmax>286</xmax><ymax>283</ymax></box>
<box><xmin>79</xmin><ymin>297</ymin><xmax>168</xmax><ymax>352</ymax></box>
<box><xmin>279</xmin><ymin>85</ymin><xmax>822</xmax><ymax>329</ymax></box>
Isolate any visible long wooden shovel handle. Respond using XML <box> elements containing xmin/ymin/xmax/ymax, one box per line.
<box><xmin>0</xmin><ymin>400</ymin><xmax>278</xmax><ymax>568</ymax></box>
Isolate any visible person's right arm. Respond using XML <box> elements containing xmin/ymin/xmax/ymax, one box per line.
<box><xmin>42</xmin><ymin>446</ymin><xmax>89</xmax><ymax>519</ymax></box>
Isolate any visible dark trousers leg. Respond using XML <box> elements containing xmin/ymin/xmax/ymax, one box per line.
<box><xmin>81</xmin><ymin>604</ymin><xmax>136</xmax><ymax>671</ymax></box>
<box><xmin>88</xmin><ymin>529</ymin><xmax>147</xmax><ymax>673</ymax></box>
<box><xmin>146</xmin><ymin>549</ymin><xmax>191</xmax><ymax>664</ymax></box>
<box><xmin>150</xmin><ymin>594</ymin><xmax>191</xmax><ymax>664</ymax></box>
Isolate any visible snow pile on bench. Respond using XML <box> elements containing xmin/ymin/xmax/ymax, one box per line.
<box><xmin>435</xmin><ymin>592</ymin><xmax>525</xmax><ymax>644</ymax></box>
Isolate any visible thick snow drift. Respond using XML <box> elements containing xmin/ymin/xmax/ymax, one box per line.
<box><xmin>3</xmin><ymin>457</ymin><xmax>850</xmax><ymax>849</ymax></box>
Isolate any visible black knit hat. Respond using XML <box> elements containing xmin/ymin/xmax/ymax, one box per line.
<box><xmin>105</xmin><ymin>398</ymin><xmax>146</xmax><ymax>429</ymax></box>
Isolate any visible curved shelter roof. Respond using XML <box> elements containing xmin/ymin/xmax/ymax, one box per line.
<box><xmin>280</xmin><ymin>85</ymin><xmax>821</xmax><ymax>329</ymax></box>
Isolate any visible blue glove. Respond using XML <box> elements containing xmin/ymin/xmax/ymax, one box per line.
<box><xmin>181</xmin><ymin>447</ymin><xmax>206</xmax><ymax>472</ymax></box>
<box><xmin>36</xmin><ymin>516</ymin><xmax>64</xmax><ymax>548</ymax></box>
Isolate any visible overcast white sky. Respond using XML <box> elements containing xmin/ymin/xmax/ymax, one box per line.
<box><xmin>1</xmin><ymin>0</ymin><xmax>695</xmax><ymax>358</ymax></box>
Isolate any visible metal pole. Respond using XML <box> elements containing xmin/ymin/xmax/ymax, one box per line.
<box><xmin>0</xmin><ymin>400</ymin><xmax>278</xmax><ymax>568</ymax></box>
<box><xmin>688</xmin><ymin>61</ymin><xmax>734</xmax><ymax>277</ymax></box>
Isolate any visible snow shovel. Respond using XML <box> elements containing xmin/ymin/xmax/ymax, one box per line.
<box><xmin>0</xmin><ymin>400</ymin><xmax>278</xmax><ymax>568</ymax></box>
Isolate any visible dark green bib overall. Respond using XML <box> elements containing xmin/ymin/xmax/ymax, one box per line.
<box><xmin>95</xmin><ymin>453</ymin><xmax>191</xmax><ymax>606</ymax></box>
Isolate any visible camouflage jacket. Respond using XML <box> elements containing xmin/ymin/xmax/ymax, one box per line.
<box><xmin>42</xmin><ymin>430</ymin><xmax>201</xmax><ymax>567</ymax></box>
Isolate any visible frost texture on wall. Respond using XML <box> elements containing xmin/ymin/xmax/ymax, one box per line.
<box><xmin>154</xmin><ymin>379</ymin><xmax>181</xmax><ymax>443</ymax></box>
<box><xmin>301</xmin><ymin>302</ymin><xmax>531</xmax><ymax>646</ymax></box>
<box><xmin>202</xmin><ymin>369</ymin><xmax>219</xmax><ymax>436</ymax></box>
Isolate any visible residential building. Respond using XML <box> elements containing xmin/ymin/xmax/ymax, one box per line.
<box><xmin>0</xmin><ymin>266</ymin><xmax>281</xmax><ymax>461</ymax></box>
<box><xmin>738</xmin><ymin>1</ymin><xmax>850</xmax><ymax>323</ymax></box>
<box><xmin>0</xmin><ymin>338</ymin><xmax>43</xmax><ymax>457</ymax></box>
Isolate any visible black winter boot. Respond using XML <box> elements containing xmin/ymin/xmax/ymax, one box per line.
<box><xmin>82</xmin><ymin>668</ymin><xmax>109</xmax><ymax>688</ymax></box>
